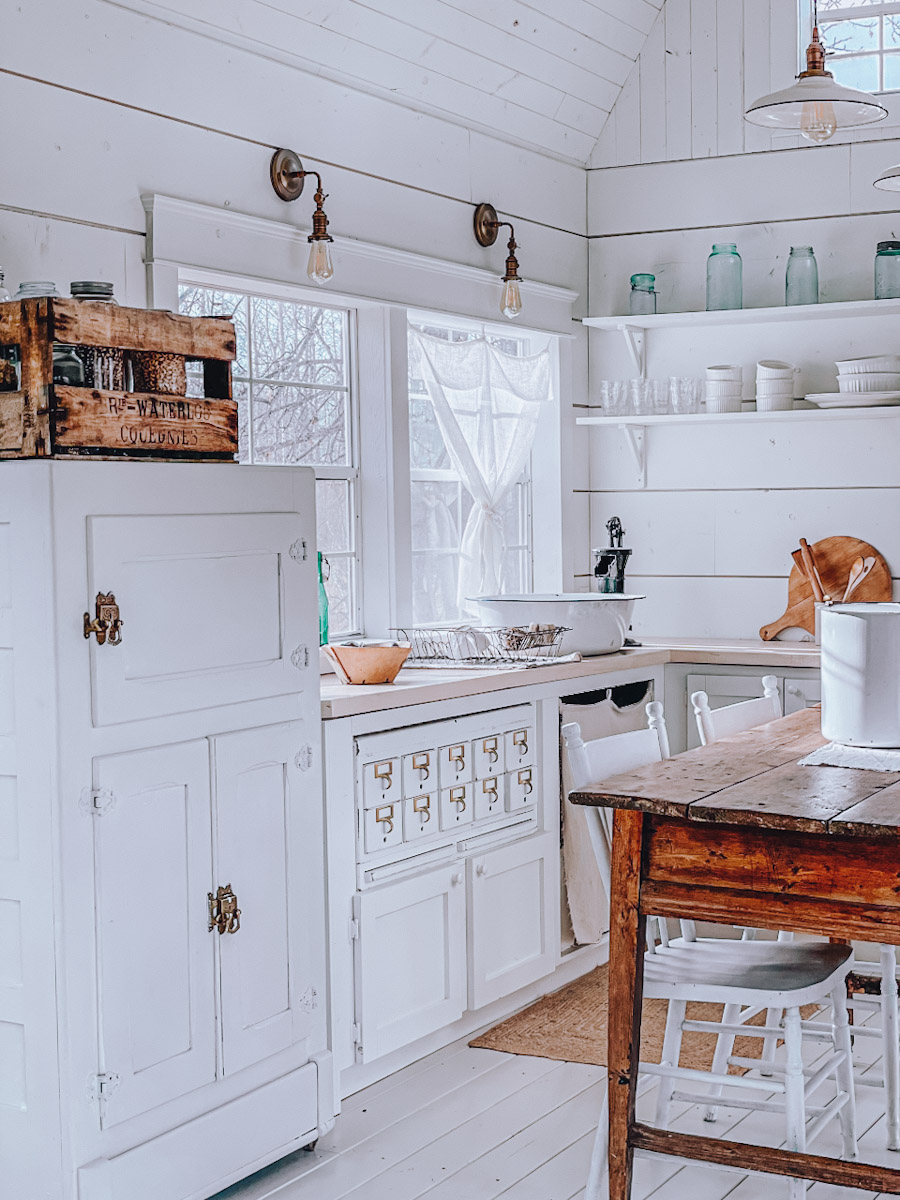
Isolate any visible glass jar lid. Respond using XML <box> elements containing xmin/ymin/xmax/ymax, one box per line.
<box><xmin>876</xmin><ymin>241</ymin><xmax>900</xmax><ymax>253</ymax></box>
<box><xmin>630</xmin><ymin>273</ymin><xmax>655</xmax><ymax>289</ymax></box>
<box><xmin>711</xmin><ymin>243</ymin><xmax>738</xmax><ymax>253</ymax></box>
<box><xmin>70</xmin><ymin>280</ymin><xmax>115</xmax><ymax>298</ymax></box>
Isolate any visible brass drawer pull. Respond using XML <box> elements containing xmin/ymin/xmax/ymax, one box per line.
<box><xmin>449</xmin><ymin>744</ymin><xmax>466</xmax><ymax>765</ymax></box>
<box><xmin>84</xmin><ymin>592</ymin><xmax>123</xmax><ymax>646</ymax></box>
<box><xmin>513</xmin><ymin>729</ymin><xmax>529</xmax><ymax>753</ymax></box>
<box><xmin>208</xmin><ymin>884</ymin><xmax>241</xmax><ymax>935</ymax></box>
<box><xmin>412</xmin><ymin>752</ymin><xmax>431</xmax><ymax>774</ymax></box>
<box><xmin>413</xmin><ymin>796</ymin><xmax>432</xmax><ymax>823</ymax></box>
<box><xmin>483</xmin><ymin>778</ymin><xmax>499</xmax><ymax>797</ymax></box>
<box><xmin>450</xmin><ymin>787</ymin><xmax>467</xmax><ymax>811</ymax></box>
<box><xmin>518</xmin><ymin>768</ymin><xmax>533</xmax><ymax>795</ymax></box>
<box><xmin>482</xmin><ymin>736</ymin><xmax>499</xmax><ymax>762</ymax></box>
<box><xmin>375</xmin><ymin>804</ymin><xmax>395</xmax><ymax>833</ymax></box>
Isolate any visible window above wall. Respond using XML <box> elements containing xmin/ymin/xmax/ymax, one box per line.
<box><xmin>816</xmin><ymin>0</ymin><xmax>900</xmax><ymax>92</ymax></box>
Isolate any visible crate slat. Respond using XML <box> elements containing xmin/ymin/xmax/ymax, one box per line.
<box><xmin>52</xmin><ymin>387</ymin><xmax>237</xmax><ymax>459</ymax></box>
<box><xmin>50</xmin><ymin>299</ymin><xmax>236</xmax><ymax>359</ymax></box>
<box><xmin>0</xmin><ymin>392</ymin><xmax>24</xmax><ymax>452</ymax></box>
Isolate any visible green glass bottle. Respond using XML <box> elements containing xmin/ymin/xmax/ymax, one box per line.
<box><xmin>318</xmin><ymin>552</ymin><xmax>329</xmax><ymax>646</ymax></box>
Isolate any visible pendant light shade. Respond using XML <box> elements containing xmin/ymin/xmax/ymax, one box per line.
<box><xmin>744</xmin><ymin>12</ymin><xmax>887</xmax><ymax>143</ymax></box>
<box><xmin>873</xmin><ymin>164</ymin><xmax>900</xmax><ymax>192</ymax></box>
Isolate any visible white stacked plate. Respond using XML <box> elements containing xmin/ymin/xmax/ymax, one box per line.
<box><xmin>807</xmin><ymin>392</ymin><xmax>900</xmax><ymax>408</ymax></box>
<box><xmin>836</xmin><ymin>355</ymin><xmax>900</xmax><ymax>397</ymax></box>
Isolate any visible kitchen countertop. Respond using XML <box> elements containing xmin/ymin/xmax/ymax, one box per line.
<box><xmin>320</xmin><ymin>637</ymin><xmax>820</xmax><ymax>719</ymax></box>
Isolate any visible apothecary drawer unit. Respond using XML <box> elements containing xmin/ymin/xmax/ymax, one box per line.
<box><xmin>349</xmin><ymin>706</ymin><xmax>557</xmax><ymax>1064</ymax></box>
<box><xmin>0</xmin><ymin>461</ymin><xmax>333</xmax><ymax>1200</ymax></box>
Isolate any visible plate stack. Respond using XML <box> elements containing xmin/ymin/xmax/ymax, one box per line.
<box><xmin>831</xmin><ymin>356</ymin><xmax>900</xmax><ymax>406</ymax></box>
<box><xmin>704</xmin><ymin>365</ymin><xmax>742</xmax><ymax>412</ymax></box>
<box><xmin>755</xmin><ymin>360</ymin><xmax>795</xmax><ymax>411</ymax></box>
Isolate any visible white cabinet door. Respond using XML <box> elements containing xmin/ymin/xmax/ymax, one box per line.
<box><xmin>93</xmin><ymin>741</ymin><xmax>217</xmax><ymax>1127</ymax></box>
<box><xmin>784</xmin><ymin>676</ymin><xmax>821</xmax><ymax>714</ymax></box>
<box><xmin>214</xmin><ymin>722</ymin><xmax>324</xmax><ymax>1075</ymax></box>
<box><xmin>86</xmin><ymin>513</ymin><xmax>312</xmax><ymax>726</ymax></box>
<box><xmin>356</xmin><ymin>864</ymin><xmax>466</xmax><ymax>1063</ymax></box>
<box><xmin>468</xmin><ymin>832</ymin><xmax>558</xmax><ymax>1010</ymax></box>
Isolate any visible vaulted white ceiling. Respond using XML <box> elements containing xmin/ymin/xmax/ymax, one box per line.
<box><xmin>112</xmin><ymin>0</ymin><xmax>662</xmax><ymax>164</ymax></box>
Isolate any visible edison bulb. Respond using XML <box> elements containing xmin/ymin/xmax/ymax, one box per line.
<box><xmin>307</xmin><ymin>239</ymin><xmax>334</xmax><ymax>285</ymax></box>
<box><xmin>800</xmin><ymin>100</ymin><xmax>837</xmax><ymax>143</ymax></box>
<box><xmin>500</xmin><ymin>278</ymin><xmax>522</xmax><ymax>320</ymax></box>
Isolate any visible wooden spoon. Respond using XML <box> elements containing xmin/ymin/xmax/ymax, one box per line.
<box><xmin>842</xmin><ymin>556</ymin><xmax>865</xmax><ymax>603</ymax></box>
<box><xmin>844</xmin><ymin>556</ymin><xmax>878</xmax><ymax>602</ymax></box>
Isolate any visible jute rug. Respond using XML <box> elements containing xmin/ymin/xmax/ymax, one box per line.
<box><xmin>471</xmin><ymin>964</ymin><xmax>815</xmax><ymax>1074</ymax></box>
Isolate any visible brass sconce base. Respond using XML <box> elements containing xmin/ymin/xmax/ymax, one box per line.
<box><xmin>271</xmin><ymin>148</ymin><xmax>306</xmax><ymax>202</ymax></box>
<box><xmin>473</xmin><ymin>202</ymin><xmax>500</xmax><ymax>247</ymax></box>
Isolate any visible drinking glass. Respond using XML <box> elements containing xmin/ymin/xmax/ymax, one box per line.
<box><xmin>629</xmin><ymin>378</ymin><xmax>651</xmax><ymax>415</ymax></box>
<box><xmin>670</xmin><ymin>377</ymin><xmax>701</xmax><ymax>414</ymax></box>
<box><xmin>646</xmin><ymin>379</ymin><xmax>670</xmax><ymax>415</ymax></box>
<box><xmin>599</xmin><ymin>380</ymin><xmax>628</xmax><ymax>416</ymax></box>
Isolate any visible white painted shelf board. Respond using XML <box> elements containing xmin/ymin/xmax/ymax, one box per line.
<box><xmin>576</xmin><ymin>405</ymin><xmax>900</xmax><ymax>428</ymax></box>
<box><xmin>581</xmin><ymin>297</ymin><xmax>900</xmax><ymax>331</ymax></box>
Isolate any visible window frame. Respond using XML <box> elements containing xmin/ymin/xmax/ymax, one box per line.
<box><xmin>806</xmin><ymin>0</ymin><xmax>900</xmax><ymax>94</ymax></box>
<box><xmin>172</xmin><ymin>267</ymin><xmax>562</xmax><ymax>640</ymax></box>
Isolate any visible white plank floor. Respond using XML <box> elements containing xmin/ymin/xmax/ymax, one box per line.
<box><xmin>215</xmin><ymin>1003</ymin><xmax>900</xmax><ymax>1200</ymax></box>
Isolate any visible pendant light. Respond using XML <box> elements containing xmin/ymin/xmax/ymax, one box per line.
<box><xmin>744</xmin><ymin>0</ymin><xmax>887</xmax><ymax>143</ymax></box>
<box><xmin>473</xmin><ymin>203</ymin><xmax>523</xmax><ymax>320</ymax></box>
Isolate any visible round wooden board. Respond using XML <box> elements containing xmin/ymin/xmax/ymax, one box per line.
<box><xmin>760</xmin><ymin>536</ymin><xmax>893</xmax><ymax>641</ymax></box>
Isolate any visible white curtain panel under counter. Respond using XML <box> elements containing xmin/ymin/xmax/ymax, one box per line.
<box><xmin>409</xmin><ymin>328</ymin><xmax>552</xmax><ymax>614</ymax></box>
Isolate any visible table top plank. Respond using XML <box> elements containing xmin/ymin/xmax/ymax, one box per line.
<box><xmin>569</xmin><ymin>707</ymin><xmax>900</xmax><ymax>835</ymax></box>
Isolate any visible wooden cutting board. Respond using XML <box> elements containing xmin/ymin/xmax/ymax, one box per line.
<box><xmin>760</xmin><ymin>536</ymin><xmax>893</xmax><ymax>641</ymax></box>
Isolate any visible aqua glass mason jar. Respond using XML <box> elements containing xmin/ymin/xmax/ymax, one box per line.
<box><xmin>629</xmin><ymin>273</ymin><xmax>657</xmax><ymax>315</ymax></box>
<box><xmin>875</xmin><ymin>241</ymin><xmax>900</xmax><ymax>300</ymax></box>
<box><xmin>785</xmin><ymin>245</ymin><xmax>818</xmax><ymax>306</ymax></box>
<box><xmin>706</xmin><ymin>243</ymin><xmax>742</xmax><ymax>311</ymax></box>
<box><xmin>318</xmin><ymin>552</ymin><xmax>330</xmax><ymax>646</ymax></box>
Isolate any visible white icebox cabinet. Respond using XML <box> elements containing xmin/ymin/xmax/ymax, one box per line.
<box><xmin>0</xmin><ymin>462</ymin><xmax>332</xmax><ymax>1200</ymax></box>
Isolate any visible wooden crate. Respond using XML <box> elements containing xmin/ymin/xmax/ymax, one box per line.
<box><xmin>0</xmin><ymin>298</ymin><xmax>238</xmax><ymax>460</ymax></box>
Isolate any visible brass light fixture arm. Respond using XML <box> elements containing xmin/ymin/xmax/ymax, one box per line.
<box><xmin>270</xmin><ymin>149</ymin><xmax>333</xmax><ymax>242</ymax></box>
<box><xmin>473</xmin><ymin>202</ymin><xmax>521</xmax><ymax>281</ymax></box>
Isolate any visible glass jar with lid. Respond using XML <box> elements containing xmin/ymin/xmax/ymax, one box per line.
<box><xmin>629</xmin><ymin>273</ymin><xmax>657</xmax><ymax>315</ymax></box>
<box><xmin>706</xmin><ymin>243</ymin><xmax>742</xmax><ymax>311</ymax></box>
<box><xmin>785</xmin><ymin>246</ymin><xmax>819</xmax><ymax>306</ymax></box>
<box><xmin>70</xmin><ymin>280</ymin><xmax>126</xmax><ymax>390</ymax></box>
<box><xmin>875</xmin><ymin>241</ymin><xmax>900</xmax><ymax>300</ymax></box>
<box><xmin>11</xmin><ymin>283</ymin><xmax>87</xmax><ymax>386</ymax></box>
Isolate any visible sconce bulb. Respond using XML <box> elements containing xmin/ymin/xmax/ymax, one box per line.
<box><xmin>800</xmin><ymin>99</ymin><xmax>837</xmax><ymax>143</ymax></box>
<box><xmin>307</xmin><ymin>239</ymin><xmax>334</xmax><ymax>285</ymax></box>
<box><xmin>500</xmin><ymin>278</ymin><xmax>522</xmax><ymax>320</ymax></box>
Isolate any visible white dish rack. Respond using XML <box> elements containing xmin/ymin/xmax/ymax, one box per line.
<box><xmin>391</xmin><ymin>624</ymin><xmax>571</xmax><ymax>668</ymax></box>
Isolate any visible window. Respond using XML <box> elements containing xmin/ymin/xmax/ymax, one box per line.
<box><xmin>816</xmin><ymin>1</ymin><xmax>900</xmax><ymax>92</ymax></box>
<box><xmin>179</xmin><ymin>283</ymin><xmax>360</xmax><ymax>636</ymax></box>
<box><xmin>407</xmin><ymin>315</ymin><xmax>538</xmax><ymax>626</ymax></box>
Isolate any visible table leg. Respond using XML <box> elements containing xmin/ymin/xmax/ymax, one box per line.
<box><xmin>608</xmin><ymin>809</ymin><xmax>647</xmax><ymax>1200</ymax></box>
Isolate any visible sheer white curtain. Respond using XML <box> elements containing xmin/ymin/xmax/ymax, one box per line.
<box><xmin>410</xmin><ymin>328</ymin><xmax>552</xmax><ymax>614</ymax></box>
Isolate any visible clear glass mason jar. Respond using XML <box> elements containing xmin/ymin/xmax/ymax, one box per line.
<box><xmin>70</xmin><ymin>281</ymin><xmax>126</xmax><ymax>390</ymax></box>
<box><xmin>706</xmin><ymin>243</ymin><xmax>742</xmax><ymax>311</ymax></box>
<box><xmin>875</xmin><ymin>241</ymin><xmax>900</xmax><ymax>300</ymax></box>
<box><xmin>629</xmin><ymin>273</ymin><xmax>657</xmax><ymax>315</ymax></box>
<box><xmin>785</xmin><ymin>246</ymin><xmax>819</xmax><ymax>306</ymax></box>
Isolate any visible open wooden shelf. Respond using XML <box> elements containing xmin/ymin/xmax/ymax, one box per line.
<box><xmin>575</xmin><ymin>404</ymin><xmax>900</xmax><ymax>428</ymax></box>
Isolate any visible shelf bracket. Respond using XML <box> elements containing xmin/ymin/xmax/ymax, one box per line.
<box><xmin>619</xmin><ymin>324</ymin><xmax>646</xmax><ymax>378</ymax></box>
<box><xmin>619</xmin><ymin>423</ymin><xmax>647</xmax><ymax>488</ymax></box>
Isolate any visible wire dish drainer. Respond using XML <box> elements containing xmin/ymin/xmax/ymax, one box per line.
<box><xmin>391</xmin><ymin>624</ymin><xmax>570</xmax><ymax>668</ymax></box>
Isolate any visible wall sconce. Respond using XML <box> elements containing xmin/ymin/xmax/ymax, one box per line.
<box><xmin>270</xmin><ymin>148</ymin><xmax>335</xmax><ymax>285</ymax></box>
<box><xmin>474</xmin><ymin>203</ymin><xmax>523</xmax><ymax>320</ymax></box>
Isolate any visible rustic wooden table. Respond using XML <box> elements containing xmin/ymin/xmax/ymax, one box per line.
<box><xmin>570</xmin><ymin>707</ymin><xmax>900</xmax><ymax>1198</ymax></box>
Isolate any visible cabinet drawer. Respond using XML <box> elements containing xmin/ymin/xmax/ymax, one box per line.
<box><xmin>362</xmin><ymin>758</ymin><xmax>401</xmax><ymax>808</ymax></box>
<box><xmin>402</xmin><ymin>749</ymin><xmax>438</xmax><ymax>796</ymax></box>
<box><xmin>403</xmin><ymin>794</ymin><xmax>437</xmax><ymax>841</ymax></box>
<box><xmin>86</xmin><ymin>511</ymin><xmax>313</xmax><ymax>726</ymax></box>
<box><xmin>364</xmin><ymin>802</ymin><xmax>403</xmax><ymax>853</ymax></box>
<box><xmin>473</xmin><ymin>775</ymin><xmax>504</xmax><ymax>821</ymax></box>
<box><xmin>505</xmin><ymin>727</ymin><xmax>534</xmax><ymax>770</ymax></box>
<box><xmin>473</xmin><ymin>734</ymin><xmax>505</xmax><ymax>779</ymax></box>
<box><xmin>439</xmin><ymin>784</ymin><xmax>473</xmax><ymax>830</ymax></box>
<box><xmin>439</xmin><ymin>741</ymin><xmax>472</xmax><ymax>788</ymax></box>
<box><xmin>506</xmin><ymin>766</ymin><xmax>536</xmax><ymax>811</ymax></box>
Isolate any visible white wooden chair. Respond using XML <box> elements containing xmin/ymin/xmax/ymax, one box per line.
<box><xmin>693</xmin><ymin>675</ymin><xmax>900</xmax><ymax>1151</ymax></box>
<box><xmin>563</xmin><ymin>703</ymin><xmax>857</xmax><ymax>1200</ymax></box>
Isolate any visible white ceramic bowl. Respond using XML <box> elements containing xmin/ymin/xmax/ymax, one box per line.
<box><xmin>838</xmin><ymin>372</ymin><xmax>900</xmax><ymax>393</ymax></box>
<box><xmin>755</xmin><ymin>393</ymin><xmax>794</xmax><ymax>411</ymax></box>
<box><xmin>836</xmin><ymin>355</ymin><xmax>900</xmax><ymax>374</ymax></box>
<box><xmin>706</xmin><ymin>365</ymin><xmax>742</xmax><ymax>381</ymax></box>
<box><xmin>756</xmin><ymin>360</ymin><xmax>795</xmax><ymax>378</ymax></box>
<box><xmin>704</xmin><ymin>380</ymin><xmax>743</xmax><ymax>397</ymax></box>
<box><xmin>470</xmin><ymin>593</ymin><xmax>643</xmax><ymax>656</ymax></box>
<box><xmin>704</xmin><ymin>394</ymin><xmax>742</xmax><ymax>413</ymax></box>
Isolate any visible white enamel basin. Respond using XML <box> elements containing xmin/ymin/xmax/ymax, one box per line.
<box><xmin>470</xmin><ymin>593</ymin><xmax>644</xmax><ymax>656</ymax></box>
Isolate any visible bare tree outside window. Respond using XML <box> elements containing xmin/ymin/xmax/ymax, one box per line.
<box><xmin>179</xmin><ymin>284</ymin><xmax>360</xmax><ymax>636</ymax></box>
<box><xmin>816</xmin><ymin>0</ymin><xmax>900</xmax><ymax>92</ymax></box>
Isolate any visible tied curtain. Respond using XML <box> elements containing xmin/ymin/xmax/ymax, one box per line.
<box><xmin>410</xmin><ymin>328</ymin><xmax>552</xmax><ymax>614</ymax></box>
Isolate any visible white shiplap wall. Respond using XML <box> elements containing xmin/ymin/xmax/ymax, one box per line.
<box><xmin>585</xmin><ymin>21</ymin><xmax>900</xmax><ymax>637</ymax></box>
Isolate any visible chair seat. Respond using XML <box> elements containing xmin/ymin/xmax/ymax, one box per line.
<box><xmin>644</xmin><ymin>938</ymin><xmax>852</xmax><ymax>1007</ymax></box>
